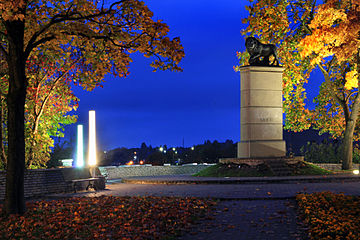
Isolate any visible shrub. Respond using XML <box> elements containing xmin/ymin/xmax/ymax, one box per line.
<box><xmin>300</xmin><ymin>141</ymin><xmax>360</xmax><ymax>163</ymax></box>
<box><xmin>300</xmin><ymin>140</ymin><xmax>340</xmax><ymax>163</ymax></box>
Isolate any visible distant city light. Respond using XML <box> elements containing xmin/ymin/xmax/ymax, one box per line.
<box><xmin>62</xmin><ymin>159</ymin><xmax>74</xmax><ymax>167</ymax></box>
<box><xmin>191</xmin><ymin>146</ymin><xmax>195</xmax><ymax>150</ymax></box>
<box><xmin>76</xmin><ymin>124</ymin><xmax>84</xmax><ymax>167</ymax></box>
<box><xmin>127</xmin><ymin>160</ymin><xmax>134</xmax><ymax>165</ymax></box>
<box><xmin>353</xmin><ymin>169</ymin><xmax>359</xmax><ymax>175</ymax></box>
<box><xmin>140</xmin><ymin>160</ymin><xmax>144</xmax><ymax>165</ymax></box>
<box><xmin>88</xmin><ymin>110</ymin><xmax>97</xmax><ymax>166</ymax></box>
<box><xmin>159</xmin><ymin>146</ymin><xmax>164</xmax><ymax>152</ymax></box>
<box><xmin>172</xmin><ymin>147</ymin><xmax>176</xmax><ymax>151</ymax></box>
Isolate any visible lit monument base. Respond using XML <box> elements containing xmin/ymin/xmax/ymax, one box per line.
<box><xmin>236</xmin><ymin>66</ymin><xmax>287</xmax><ymax>163</ymax></box>
<box><xmin>237</xmin><ymin>140</ymin><xmax>286</xmax><ymax>158</ymax></box>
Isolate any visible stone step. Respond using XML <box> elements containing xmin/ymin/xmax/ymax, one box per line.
<box><xmin>266</xmin><ymin>160</ymin><xmax>293</xmax><ymax>176</ymax></box>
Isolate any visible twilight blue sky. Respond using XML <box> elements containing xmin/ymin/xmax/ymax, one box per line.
<box><xmin>66</xmin><ymin>1</ymin><xmax>273</xmax><ymax>150</ymax></box>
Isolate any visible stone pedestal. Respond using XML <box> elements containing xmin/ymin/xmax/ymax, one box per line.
<box><xmin>237</xmin><ymin>66</ymin><xmax>286</xmax><ymax>158</ymax></box>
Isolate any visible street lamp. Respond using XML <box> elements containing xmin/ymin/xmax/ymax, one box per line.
<box><xmin>133</xmin><ymin>151</ymin><xmax>137</xmax><ymax>163</ymax></box>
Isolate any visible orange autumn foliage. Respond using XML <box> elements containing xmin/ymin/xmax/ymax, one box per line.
<box><xmin>0</xmin><ymin>196</ymin><xmax>216</xmax><ymax>240</ymax></box>
<box><xmin>297</xmin><ymin>192</ymin><xmax>360</xmax><ymax>239</ymax></box>
<box><xmin>299</xmin><ymin>0</ymin><xmax>360</xmax><ymax>67</ymax></box>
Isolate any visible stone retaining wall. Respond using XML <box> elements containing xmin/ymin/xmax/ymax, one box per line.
<box><xmin>99</xmin><ymin>164</ymin><xmax>213</xmax><ymax>180</ymax></box>
<box><xmin>0</xmin><ymin>169</ymin><xmax>68</xmax><ymax>201</ymax></box>
<box><xmin>0</xmin><ymin>168</ymin><xmax>104</xmax><ymax>201</ymax></box>
<box><xmin>314</xmin><ymin>163</ymin><xmax>360</xmax><ymax>171</ymax></box>
<box><xmin>0</xmin><ymin>165</ymin><xmax>210</xmax><ymax>201</ymax></box>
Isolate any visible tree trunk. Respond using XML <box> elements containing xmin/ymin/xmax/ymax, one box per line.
<box><xmin>342</xmin><ymin>120</ymin><xmax>355</xmax><ymax>170</ymax></box>
<box><xmin>342</xmin><ymin>49</ymin><xmax>360</xmax><ymax>170</ymax></box>
<box><xmin>0</xmin><ymin>97</ymin><xmax>7</xmax><ymax>167</ymax></box>
<box><xmin>4</xmin><ymin>20</ymin><xmax>27</xmax><ymax>215</ymax></box>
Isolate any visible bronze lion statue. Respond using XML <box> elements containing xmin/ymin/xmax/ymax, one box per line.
<box><xmin>245</xmin><ymin>37</ymin><xmax>280</xmax><ymax>66</ymax></box>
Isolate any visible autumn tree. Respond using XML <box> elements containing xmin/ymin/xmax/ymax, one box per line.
<box><xmin>25</xmin><ymin>54</ymin><xmax>79</xmax><ymax>168</ymax></box>
<box><xmin>0</xmin><ymin>0</ymin><xmax>184</xmax><ymax>215</ymax></box>
<box><xmin>0</xmin><ymin>49</ymin><xmax>79</xmax><ymax>170</ymax></box>
<box><xmin>236</xmin><ymin>0</ymin><xmax>359</xmax><ymax>170</ymax></box>
<box><xmin>298</xmin><ymin>0</ymin><xmax>360</xmax><ymax>170</ymax></box>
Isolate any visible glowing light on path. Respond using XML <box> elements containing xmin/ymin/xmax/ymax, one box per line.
<box><xmin>88</xmin><ymin>110</ymin><xmax>97</xmax><ymax>166</ymax></box>
<box><xmin>76</xmin><ymin>124</ymin><xmax>84</xmax><ymax>167</ymax></box>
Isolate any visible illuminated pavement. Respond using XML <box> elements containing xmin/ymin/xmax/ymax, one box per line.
<box><xmin>54</xmin><ymin>174</ymin><xmax>360</xmax><ymax>199</ymax></box>
<box><xmin>178</xmin><ymin>199</ymin><xmax>307</xmax><ymax>240</ymax></box>
<box><xmin>46</xmin><ymin>176</ymin><xmax>360</xmax><ymax>240</ymax></box>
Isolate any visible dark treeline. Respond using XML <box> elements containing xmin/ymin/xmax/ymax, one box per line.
<box><xmin>99</xmin><ymin>140</ymin><xmax>236</xmax><ymax>166</ymax></box>
<box><xmin>48</xmin><ymin>129</ymin><xmax>337</xmax><ymax>167</ymax></box>
<box><xmin>100</xmin><ymin>129</ymin><xmax>337</xmax><ymax>165</ymax></box>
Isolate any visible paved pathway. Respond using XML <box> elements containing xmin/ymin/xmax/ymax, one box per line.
<box><xmin>179</xmin><ymin>199</ymin><xmax>307</xmax><ymax>240</ymax></box>
<box><xmin>72</xmin><ymin>181</ymin><xmax>360</xmax><ymax>199</ymax></box>
<box><xmin>121</xmin><ymin>174</ymin><xmax>360</xmax><ymax>185</ymax></box>
<box><xmin>59</xmin><ymin>174</ymin><xmax>360</xmax><ymax>199</ymax></box>
<box><xmin>46</xmin><ymin>175</ymin><xmax>360</xmax><ymax>240</ymax></box>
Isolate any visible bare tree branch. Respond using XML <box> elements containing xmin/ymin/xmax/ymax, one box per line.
<box><xmin>24</xmin><ymin>1</ymin><xmax>126</xmax><ymax>59</ymax></box>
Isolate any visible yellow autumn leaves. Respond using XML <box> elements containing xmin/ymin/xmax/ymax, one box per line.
<box><xmin>298</xmin><ymin>2</ymin><xmax>360</xmax><ymax>90</ymax></box>
<box><xmin>298</xmin><ymin>7</ymin><xmax>347</xmax><ymax>62</ymax></box>
<box><xmin>345</xmin><ymin>69</ymin><xmax>358</xmax><ymax>90</ymax></box>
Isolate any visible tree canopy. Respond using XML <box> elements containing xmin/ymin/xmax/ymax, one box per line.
<box><xmin>0</xmin><ymin>0</ymin><xmax>184</xmax><ymax>214</ymax></box>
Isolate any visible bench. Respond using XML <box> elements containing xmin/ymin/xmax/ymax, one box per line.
<box><xmin>68</xmin><ymin>177</ymin><xmax>101</xmax><ymax>193</ymax></box>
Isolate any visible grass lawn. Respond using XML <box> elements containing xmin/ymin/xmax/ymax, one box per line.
<box><xmin>194</xmin><ymin>161</ymin><xmax>333</xmax><ymax>177</ymax></box>
<box><xmin>0</xmin><ymin>196</ymin><xmax>216</xmax><ymax>240</ymax></box>
<box><xmin>293</xmin><ymin>162</ymin><xmax>333</xmax><ymax>176</ymax></box>
<box><xmin>194</xmin><ymin>164</ymin><xmax>273</xmax><ymax>177</ymax></box>
<box><xmin>297</xmin><ymin>192</ymin><xmax>360</xmax><ymax>239</ymax></box>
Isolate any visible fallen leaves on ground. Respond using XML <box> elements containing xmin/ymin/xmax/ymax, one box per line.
<box><xmin>0</xmin><ymin>196</ymin><xmax>217</xmax><ymax>240</ymax></box>
<box><xmin>297</xmin><ymin>192</ymin><xmax>360</xmax><ymax>240</ymax></box>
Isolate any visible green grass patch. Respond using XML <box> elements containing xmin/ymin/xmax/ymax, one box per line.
<box><xmin>194</xmin><ymin>163</ymin><xmax>274</xmax><ymax>177</ymax></box>
<box><xmin>291</xmin><ymin>162</ymin><xmax>333</xmax><ymax>176</ymax></box>
<box><xmin>195</xmin><ymin>161</ymin><xmax>334</xmax><ymax>177</ymax></box>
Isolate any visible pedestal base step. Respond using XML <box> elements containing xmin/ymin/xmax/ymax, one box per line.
<box><xmin>266</xmin><ymin>159</ymin><xmax>292</xmax><ymax>176</ymax></box>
